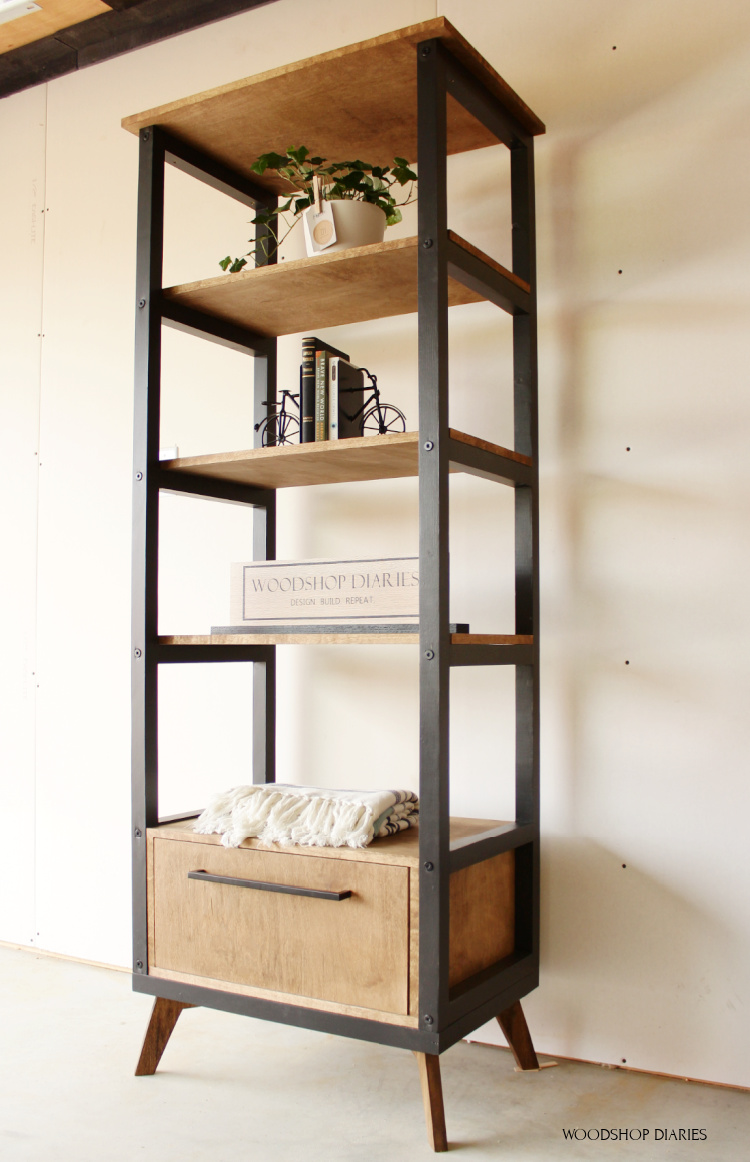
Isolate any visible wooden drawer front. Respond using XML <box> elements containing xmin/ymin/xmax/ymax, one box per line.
<box><xmin>151</xmin><ymin>838</ymin><xmax>410</xmax><ymax>1014</ymax></box>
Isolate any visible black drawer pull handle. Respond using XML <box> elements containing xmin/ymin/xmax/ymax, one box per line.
<box><xmin>188</xmin><ymin>869</ymin><xmax>351</xmax><ymax>901</ymax></box>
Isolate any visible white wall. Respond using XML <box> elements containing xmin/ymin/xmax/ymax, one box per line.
<box><xmin>2</xmin><ymin>0</ymin><xmax>749</xmax><ymax>1086</ymax></box>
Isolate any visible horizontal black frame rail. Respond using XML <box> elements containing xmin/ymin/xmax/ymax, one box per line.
<box><xmin>450</xmin><ymin>643</ymin><xmax>533</xmax><ymax>667</ymax></box>
<box><xmin>446</xmin><ymin>237</ymin><xmax>530</xmax><ymax>316</ymax></box>
<box><xmin>162</xmin><ymin>131</ymin><xmax>276</xmax><ymax>209</ymax></box>
<box><xmin>449</xmin><ymin>822</ymin><xmax>537</xmax><ymax>872</ymax></box>
<box><xmin>443</xmin><ymin>44</ymin><xmax>532</xmax><ymax>150</ymax></box>
<box><xmin>437</xmin><ymin>971</ymin><xmax>539</xmax><ymax>1051</ymax></box>
<box><xmin>160</xmin><ymin>298</ymin><xmax>272</xmax><ymax>356</ymax></box>
<box><xmin>157</xmin><ymin>810</ymin><xmax>202</xmax><ymax>824</ymax></box>
<box><xmin>155</xmin><ymin>643</ymin><xmax>274</xmax><ymax>664</ymax></box>
<box><xmin>133</xmin><ymin>971</ymin><xmax>442</xmax><ymax>1053</ymax></box>
<box><xmin>187</xmin><ymin>869</ymin><xmax>352</xmax><ymax>901</ymax></box>
<box><xmin>135</xmin><ymin>963</ymin><xmax>538</xmax><ymax>1055</ymax></box>
<box><xmin>447</xmin><ymin>434</ymin><xmax>531</xmax><ymax>487</ymax></box>
<box><xmin>156</xmin><ymin>467</ymin><xmax>273</xmax><ymax>508</ymax></box>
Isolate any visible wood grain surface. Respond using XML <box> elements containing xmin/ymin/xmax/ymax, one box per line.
<box><xmin>122</xmin><ymin>18</ymin><xmax>544</xmax><ymax>180</ymax></box>
<box><xmin>414</xmin><ymin>1053</ymin><xmax>448</xmax><ymax>1152</ymax></box>
<box><xmin>151</xmin><ymin>837</ymin><xmax>410</xmax><ymax>1013</ymax></box>
<box><xmin>161</xmin><ymin>428</ymin><xmax>529</xmax><ymax>491</ymax></box>
<box><xmin>159</xmin><ymin>633</ymin><xmax>532</xmax><ymax>647</ymax></box>
<box><xmin>0</xmin><ymin>0</ymin><xmax>110</xmax><ymax>54</ymax></box>
<box><xmin>161</xmin><ymin>235</ymin><xmax>491</xmax><ymax>337</ymax></box>
<box><xmin>148</xmin><ymin>817</ymin><xmax>504</xmax><ymax>869</ymax></box>
<box><xmin>449</xmin><ymin>851</ymin><xmax>515</xmax><ymax>987</ymax></box>
<box><xmin>148</xmin><ymin>965</ymin><xmax>419</xmax><ymax>1028</ymax></box>
<box><xmin>134</xmin><ymin>996</ymin><xmax>193</xmax><ymax>1076</ymax></box>
<box><xmin>496</xmin><ymin>1000</ymin><xmax>540</xmax><ymax>1070</ymax></box>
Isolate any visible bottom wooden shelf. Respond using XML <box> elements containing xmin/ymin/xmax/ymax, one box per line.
<box><xmin>146</xmin><ymin>818</ymin><xmax>515</xmax><ymax>1029</ymax></box>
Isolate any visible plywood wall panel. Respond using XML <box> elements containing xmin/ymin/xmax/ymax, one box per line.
<box><xmin>0</xmin><ymin>85</ymin><xmax>46</xmax><ymax>946</ymax></box>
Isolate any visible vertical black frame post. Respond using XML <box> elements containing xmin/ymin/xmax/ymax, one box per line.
<box><xmin>132</xmin><ymin>125</ymin><xmax>165</xmax><ymax>976</ymax></box>
<box><xmin>417</xmin><ymin>39</ymin><xmax>451</xmax><ymax>1032</ymax></box>
<box><xmin>252</xmin><ymin>347</ymin><xmax>277</xmax><ymax>783</ymax></box>
<box><xmin>132</xmin><ymin>126</ymin><xmax>280</xmax><ymax>980</ymax></box>
<box><xmin>252</xmin><ymin>201</ymin><xmax>278</xmax><ymax>784</ymax></box>
<box><xmin>511</xmin><ymin>135</ymin><xmax>540</xmax><ymax>963</ymax></box>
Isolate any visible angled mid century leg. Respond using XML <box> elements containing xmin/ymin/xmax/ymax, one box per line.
<box><xmin>496</xmin><ymin>1001</ymin><xmax>539</xmax><ymax>1070</ymax></box>
<box><xmin>135</xmin><ymin>997</ymin><xmax>195</xmax><ymax>1076</ymax></box>
<box><xmin>413</xmin><ymin>1052</ymin><xmax>448</xmax><ymax>1152</ymax></box>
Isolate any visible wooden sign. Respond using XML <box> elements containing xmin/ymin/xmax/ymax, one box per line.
<box><xmin>229</xmin><ymin>557</ymin><xmax>419</xmax><ymax>627</ymax></box>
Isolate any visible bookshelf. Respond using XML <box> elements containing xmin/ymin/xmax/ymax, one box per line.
<box><xmin>127</xmin><ymin>17</ymin><xmax>544</xmax><ymax>1153</ymax></box>
<box><xmin>159</xmin><ymin>232</ymin><xmax>529</xmax><ymax>335</ymax></box>
<box><xmin>160</xmin><ymin>429</ymin><xmax>530</xmax><ymax>489</ymax></box>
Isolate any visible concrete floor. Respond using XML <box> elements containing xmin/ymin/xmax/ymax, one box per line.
<box><xmin>2</xmin><ymin>945</ymin><xmax>748</xmax><ymax>1160</ymax></box>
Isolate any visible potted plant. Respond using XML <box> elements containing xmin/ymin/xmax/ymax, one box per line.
<box><xmin>219</xmin><ymin>147</ymin><xmax>417</xmax><ymax>272</ymax></box>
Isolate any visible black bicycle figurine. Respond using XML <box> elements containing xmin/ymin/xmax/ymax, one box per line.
<box><xmin>254</xmin><ymin>389</ymin><xmax>300</xmax><ymax>447</ymax></box>
<box><xmin>254</xmin><ymin>370</ymin><xmax>406</xmax><ymax>446</ymax></box>
<box><xmin>341</xmin><ymin>368</ymin><xmax>406</xmax><ymax>436</ymax></box>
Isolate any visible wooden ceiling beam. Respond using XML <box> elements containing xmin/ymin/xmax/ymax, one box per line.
<box><xmin>0</xmin><ymin>0</ymin><xmax>278</xmax><ymax>99</ymax></box>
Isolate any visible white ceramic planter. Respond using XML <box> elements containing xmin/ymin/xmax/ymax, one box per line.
<box><xmin>303</xmin><ymin>199</ymin><xmax>386</xmax><ymax>257</ymax></box>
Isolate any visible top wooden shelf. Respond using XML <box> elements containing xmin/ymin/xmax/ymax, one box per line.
<box><xmin>122</xmin><ymin>18</ymin><xmax>545</xmax><ymax>186</ymax></box>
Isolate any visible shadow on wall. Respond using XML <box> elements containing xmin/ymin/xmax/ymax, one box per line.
<box><xmin>539</xmin><ymin>835</ymin><xmax>745</xmax><ymax>1070</ymax></box>
<box><xmin>531</xmin><ymin>30</ymin><xmax>750</xmax><ymax>1081</ymax></box>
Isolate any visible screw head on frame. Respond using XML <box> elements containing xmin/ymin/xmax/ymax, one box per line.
<box><xmin>424</xmin><ymin>861</ymin><xmax>434</xmax><ymax>872</ymax></box>
<box><xmin>423</xmin><ymin>440</ymin><xmax>434</xmax><ymax>450</ymax></box>
<box><xmin>424</xmin><ymin>649</ymin><xmax>435</xmax><ymax>660</ymax></box>
<box><xmin>138</xmin><ymin>298</ymin><xmax>146</xmax><ymax>308</ymax></box>
<box><xmin>422</xmin><ymin>237</ymin><xmax>433</xmax><ymax>249</ymax></box>
<box><xmin>134</xmin><ymin>648</ymin><xmax>142</xmax><ymax>658</ymax></box>
<box><xmin>424</xmin><ymin>1014</ymin><xmax>434</xmax><ymax>1025</ymax></box>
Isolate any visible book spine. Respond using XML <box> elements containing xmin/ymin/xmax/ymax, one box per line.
<box><xmin>300</xmin><ymin>337</ymin><xmax>316</xmax><ymax>443</ymax></box>
<box><xmin>329</xmin><ymin>358</ymin><xmax>339</xmax><ymax>440</ymax></box>
<box><xmin>315</xmin><ymin>349</ymin><xmax>328</xmax><ymax>440</ymax></box>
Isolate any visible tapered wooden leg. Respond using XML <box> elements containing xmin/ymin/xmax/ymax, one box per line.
<box><xmin>135</xmin><ymin>998</ymin><xmax>194</xmax><ymax>1076</ymax></box>
<box><xmin>496</xmin><ymin>1001</ymin><xmax>539</xmax><ymax>1070</ymax></box>
<box><xmin>413</xmin><ymin>1052</ymin><xmax>448</xmax><ymax>1152</ymax></box>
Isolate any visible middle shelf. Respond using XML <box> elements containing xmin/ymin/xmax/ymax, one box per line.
<box><xmin>160</xmin><ymin>429</ymin><xmax>532</xmax><ymax>491</ymax></box>
<box><xmin>161</xmin><ymin>231</ymin><xmax>531</xmax><ymax>337</ymax></box>
<box><xmin>160</xmin><ymin>632</ymin><xmax>533</xmax><ymax>647</ymax></box>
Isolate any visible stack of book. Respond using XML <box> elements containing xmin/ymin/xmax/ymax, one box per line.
<box><xmin>300</xmin><ymin>336</ymin><xmax>366</xmax><ymax>443</ymax></box>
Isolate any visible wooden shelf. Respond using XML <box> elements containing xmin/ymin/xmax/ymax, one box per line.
<box><xmin>161</xmin><ymin>233</ymin><xmax>528</xmax><ymax>339</ymax></box>
<box><xmin>161</xmin><ymin>428</ymin><xmax>531</xmax><ymax>491</ymax></box>
<box><xmin>159</xmin><ymin>633</ymin><xmax>533</xmax><ymax>647</ymax></box>
<box><xmin>122</xmin><ymin>18</ymin><xmax>544</xmax><ymax>184</ymax></box>
<box><xmin>151</xmin><ymin>817</ymin><xmax>508</xmax><ymax>868</ymax></box>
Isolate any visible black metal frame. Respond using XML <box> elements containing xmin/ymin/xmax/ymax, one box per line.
<box><xmin>132</xmin><ymin>36</ymin><xmax>538</xmax><ymax>1055</ymax></box>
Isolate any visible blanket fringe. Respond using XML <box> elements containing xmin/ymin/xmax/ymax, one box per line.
<box><xmin>195</xmin><ymin>785</ymin><xmax>379</xmax><ymax>849</ymax></box>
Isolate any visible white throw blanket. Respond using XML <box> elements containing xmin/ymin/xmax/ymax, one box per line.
<box><xmin>194</xmin><ymin>784</ymin><xmax>419</xmax><ymax>849</ymax></box>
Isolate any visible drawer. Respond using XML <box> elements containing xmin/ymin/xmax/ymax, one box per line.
<box><xmin>150</xmin><ymin>838</ymin><xmax>410</xmax><ymax>1015</ymax></box>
